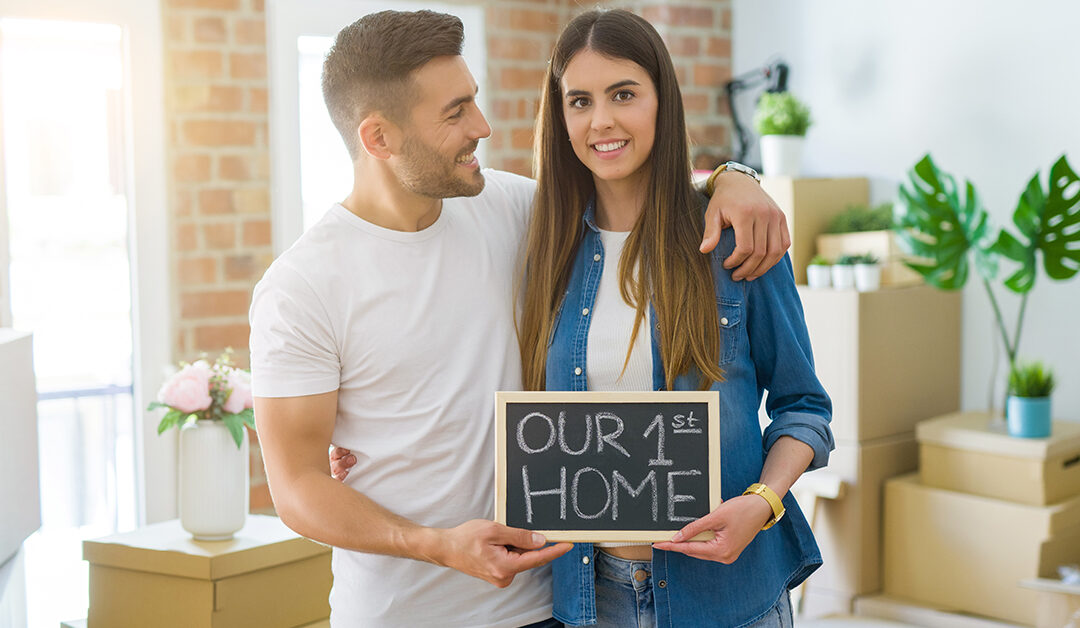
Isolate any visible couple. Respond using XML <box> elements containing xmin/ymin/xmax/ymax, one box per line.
<box><xmin>250</xmin><ymin>8</ymin><xmax>832</xmax><ymax>628</ymax></box>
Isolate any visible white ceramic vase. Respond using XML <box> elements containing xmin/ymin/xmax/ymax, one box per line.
<box><xmin>179</xmin><ymin>419</ymin><xmax>249</xmax><ymax>541</ymax></box>
<box><xmin>806</xmin><ymin>264</ymin><xmax>831</xmax><ymax>289</ymax></box>
<box><xmin>854</xmin><ymin>263</ymin><xmax>882</xmax><ymax>292</ymax></box>
<box><xmin>759</xmin><ymin>134</ymin><xmax>804</xmax><ymax>177</ymax></box>
<box><xmin>831</xmin><ymin>264</ymin><xmax>855</xmax><ymax>290</ymax></box>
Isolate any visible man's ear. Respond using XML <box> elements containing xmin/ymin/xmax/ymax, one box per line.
<box><xmin>357</xmin><ymin>114</ymin><xmax>400</xmax><ymax>160</ymax></box>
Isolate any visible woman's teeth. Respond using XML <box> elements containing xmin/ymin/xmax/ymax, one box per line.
<box><xmin>593</xmin><ymin>141</ymin><xmax>627</xmax><ymax>153</ymax></box>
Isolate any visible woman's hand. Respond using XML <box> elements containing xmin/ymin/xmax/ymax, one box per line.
<box><xmin>651</xmin><ymin>494</ymin><xmax>774</xmax><ymax>564</ymax></box>
<box><xmin>329</xmin><ymin>446</ymin><xmax>356</xmax><ymax>481</ymax></box>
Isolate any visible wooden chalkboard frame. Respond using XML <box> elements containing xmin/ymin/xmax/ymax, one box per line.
<box><xmin>495</xmin><ymin>390</ymin><xmax>721</xmax><ymax>542</ymax></box>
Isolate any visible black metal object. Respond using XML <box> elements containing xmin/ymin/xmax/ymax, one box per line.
<box><xmin>725</xmin><ymin>60</ymin><xmax>789</xmax><ymax>167</ymax></box>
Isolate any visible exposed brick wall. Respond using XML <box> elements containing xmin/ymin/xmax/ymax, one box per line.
<box><xmin>162</xmin><ymin>0</ymin><xmax>730</xmax><ymax>515</ymax></box>
<box><xmin>164</xmin><ymin>0</ymin><xmax>271</xmax><ymax>371</ymax></box>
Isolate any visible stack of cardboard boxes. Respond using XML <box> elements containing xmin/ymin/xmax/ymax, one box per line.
<box><xmin>883</xmin><ymin>411</ymin><xmax>1080</xmax><ymax>626</ymax></box>
<box><xmin>758</xmin><ymin>177</ymin><xmax>964</xmax><ymax>615</ymax></box>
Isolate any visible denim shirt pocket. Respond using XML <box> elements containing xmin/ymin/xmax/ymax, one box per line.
<box><xmin>717</xmin><ymin>298</ymin><xmax>742</xmax><ymax>365</ymax></box>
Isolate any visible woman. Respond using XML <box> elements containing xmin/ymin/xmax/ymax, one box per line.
<box><xmin>516</xmin><ymin>9</ymin><xmax>832</xmax><ymax>627</ymax></box>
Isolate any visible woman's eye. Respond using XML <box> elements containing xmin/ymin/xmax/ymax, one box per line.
<box><xmin>568</xmin><ymin>97</ymin><xmax>590</xmax><ymax>109</ymax></box>
<box><xmin>613</xmin><ymin>90</ymin><xmax>634</xmax><ymax>102</ymax></box>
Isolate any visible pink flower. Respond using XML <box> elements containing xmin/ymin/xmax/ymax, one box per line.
<box><xmin>157</xmin><ymin>360</ymin><xmax>213</xmax><ymax>414</ymax></box>
<box><xmin>222</xmin><ymin>368</ymin><xmax>253</xmax><ymax>414</ymax></box>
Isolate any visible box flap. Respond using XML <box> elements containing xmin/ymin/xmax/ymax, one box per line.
<box><xmin>916</xmin><ymin>411</ymin><xmax>1080</xmax><ymax>459</ymax></box>
<box><xmin>84</xmin><ymin>515</ymin><xmax>330</xmax><ymax>580</ymax></box>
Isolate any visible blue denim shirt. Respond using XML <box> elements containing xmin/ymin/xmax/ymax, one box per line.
<box><xmin>545</xmin><ymin>201</ymin><xmax>834</xmax><ymax>627</ymax></box>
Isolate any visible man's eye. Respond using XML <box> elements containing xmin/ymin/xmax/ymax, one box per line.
<box><xmin>448</xmin><ymin>108</ymin><xmax>464</xmax><ymax>120</ymax></box>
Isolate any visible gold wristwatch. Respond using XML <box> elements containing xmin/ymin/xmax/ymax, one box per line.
<box><xmin>743</xmin><ymin>482</ymin><xmax>785</xmax><ymax>530</ymax></box>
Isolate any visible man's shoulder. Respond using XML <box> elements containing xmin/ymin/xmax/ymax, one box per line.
<box><xmin>477</xmin><ymin>168</ymin><xmax>536</xmax><ymax>200</ymax></box>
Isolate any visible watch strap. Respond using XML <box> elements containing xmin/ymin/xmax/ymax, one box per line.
<box><xmin>705</xmin><ymin>161</ymin><xmax>761</xmax><ymax>196</ymax></box>
<box><xmin>743</xmin><ymin>482</ymin><xmax>785</xmax><ymax>530</ymax></box>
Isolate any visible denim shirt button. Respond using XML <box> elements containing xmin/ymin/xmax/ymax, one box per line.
<box><xmin>593</xmin><ymin>253</ymin><xmax>601</xmax><ymax>262</ymax></box>
<box><xmin>657</xmin><ymin>580</ymin><xmax>667</xmax><ymax>588</ymax></box>
<box><xmin>720</xmin><ymin>317</ymin><xmax>729</xmax><ymax>325</ymax></box>
<box><xmin>582</xmin><ymin>555</ymin><xmax>590</xmax><ymax>565</ymax></box>
<box><xmin>574</xmin><ymin>367</ymin><xmax>582</xmax><ymax>375</ymax></box>
<box><xmin>582</xmin><ymin>308</ymin><xmax>589</xmax><ymax>315</ymax></box>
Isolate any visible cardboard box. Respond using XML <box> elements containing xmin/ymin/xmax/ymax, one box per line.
<box><xmin>883</xmin><ymin>474</ymin><xmax>1080</xmax><ymax>626</ymax></box>
<box><xmin>760</xmin><ymin>176</ymin><xmax>869</xmax><ymax>284</ymax></box>
<box><xmin>918</xmin><ymin>411</ymin><xmax>1080</xmax><ymax>506</ymax></box>
<box><xmin>797</xmin><ymin>285</ymin><xmax>962</xmax><ymax>442</ymax></box>
<box><xmin>816</xmin><ymin>231</ymin><xmax>923</xmax><ymax>287</ymax></box>
<box><xmin>802</xmin><ymin>434</ymin><xmax>918</xmax><ymax>595</ymax></box>
<box><xmin>84</xmin><ymin>515</ymin><xmax>331</xmax><ymax>628</ymax></box>
<box><xmin>0</xmin><ymin>330</ymin><xmax>40</xmax><ymax>565</ymax></box>
<box><xmin>1020</xmin><ymin>578</ymin><xmax>1080</xmax><ymax>628</ymax></box>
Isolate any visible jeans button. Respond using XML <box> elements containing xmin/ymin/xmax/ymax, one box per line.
<box><xmin>633</xmin><ymin>569</ymin><xmax>648</xmax><ymax>582</ymax></box>
<box><xmin>657</xmin><ymin>580</ymin><xmax>667</xmax><ymax>588</ymax></box>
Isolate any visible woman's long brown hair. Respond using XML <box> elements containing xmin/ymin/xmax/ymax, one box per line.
<box><xmin>517</xmin><ymin>9</ymin><xmax>723</xmax><ymax>391</ymax></box>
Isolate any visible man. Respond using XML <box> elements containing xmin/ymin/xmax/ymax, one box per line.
<box><xmin>251</xmin><ymin>10</ymin><xmax>789</xmax><ymax>628</ymax></box>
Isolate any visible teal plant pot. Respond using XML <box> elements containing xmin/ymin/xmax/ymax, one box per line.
<box><xmin>1006</xmin><ymin>396</ymin><xmax>1051</xmax><ymax>438</ymax></box>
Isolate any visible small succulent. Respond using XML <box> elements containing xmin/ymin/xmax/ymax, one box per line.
<box><xmin>1008</xmin><ymin>361</ymin><xmax>1055</xmax><ymax>398</ymax></box>
<box><xmin>809</xmin><ymin>255</ymin><xmax>830</xmax><ymax>266</ymax></box>
<box><xmin>825</xmin><ymin>203</ymin><xmax>896</xmax><ymax>234</ymax></box>
<box><xmin>851</xmin><ymin>253</ymin><xmax>879</xmax><ymax>265</ymax></box>
<box><xmin>753</xmin><ymin>91</ymin><xmax>812</xmax><ymax>137</ymax></box>
<box><xmin>834</xmin><ymin>254</ymin><xmax>859</xmax><ymax>266</ymax></box>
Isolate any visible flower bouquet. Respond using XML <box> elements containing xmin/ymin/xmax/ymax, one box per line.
<box><xmin>148</xmin><ymin>349</ymin><xmax>254</xmax><ymax>448</ymax></box>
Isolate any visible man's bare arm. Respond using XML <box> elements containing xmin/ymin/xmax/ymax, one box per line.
<box><xmin>256</xmin><ymin>393</ymin><xmax>571</xmax><ymax>587</ymax></box>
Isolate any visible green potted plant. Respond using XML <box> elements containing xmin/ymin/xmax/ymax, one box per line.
<box><xmin>1006</xmin><ymin>361</ymin><xmax>1054</xmax><ymax>437</ymax></box>
<box><xmin>752</xmin><ymin>91</ymin><xmax>811</xmax><ymax>177</ymax></box>
<box><xmin>148</xmin><ymin>349</ymin><xmax>254</xmax><ymax>540</ymax></box>
<box><xmin>895</xmin><ymin>154</ymin><xmax>1079</xmax><ymax>415</ymax></box>
<box><xmin>852</xmin><ymin>252</ymin><xmax>881</xmax><ymax>292</ymax></box>
<box><xmin>816</xmin><ymin>203</ymin><xmax>920</xmax><ymax>288</ymax></box>
<box><xmin>831</xmin><ymin>254</ymin><xmax>857</xmax><ymax>290</ymax></box>
<box><xmin>806</xmin><ymin>255</ymin><xmax>831</xmax><ymax>289</ymax></box>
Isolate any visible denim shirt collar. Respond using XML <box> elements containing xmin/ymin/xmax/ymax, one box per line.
<box><xmin>582</xmin><ymin>196</ymin><xmax>601</xmax><ymax>233</ymax></box>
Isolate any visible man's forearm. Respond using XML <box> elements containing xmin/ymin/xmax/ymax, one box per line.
<box><xmin>271</xmin><ymin>467</ymin><xmax>443</xmax><ymax>565</ymax></box>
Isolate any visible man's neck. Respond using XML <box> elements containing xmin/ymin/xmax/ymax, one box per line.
<box><xmin>342</xmin><ymin>163</ymin><xmax>443</xmax><ymax>232</ymax></box>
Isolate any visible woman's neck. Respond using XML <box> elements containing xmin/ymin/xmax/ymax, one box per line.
<box><xmin>593</xmin><ymin>172</ymin><xmax>648</xmax><ymax>232</ymax></box>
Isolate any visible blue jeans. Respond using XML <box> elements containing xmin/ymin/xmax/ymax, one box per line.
<box><xmin>593</xmin><ymin>551</ymin><xmax>794</xmax><ymax>628</ymax></box>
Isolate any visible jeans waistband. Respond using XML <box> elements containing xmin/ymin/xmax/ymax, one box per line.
<box><xmin>594</xmin><ymin>549</ymin><xmax>653</xmax><ymax>585</ymax></box>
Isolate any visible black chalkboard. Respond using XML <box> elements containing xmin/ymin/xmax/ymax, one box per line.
<box><xmin>495</xmin><ymin>391</ymin><xmax>720</xmax><ymax>542</ymax></box>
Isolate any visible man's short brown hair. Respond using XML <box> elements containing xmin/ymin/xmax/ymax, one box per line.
<box><xmin>322</xmin><ymin>10</ymin><xmax>464</xmax><ymax>159</ymax></box>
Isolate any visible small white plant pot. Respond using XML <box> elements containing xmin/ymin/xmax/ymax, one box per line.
<box><xmin>831</xmin><ymin>265</ymin><xmax>855</xmax><ymax>290</ymax></box>
<box><xmin>854</xmin><ymin>263</ymin><xmax>882</xmax><ymax>292</ymax></box>
<box><xmin>759</xmin><ymin>134</ymin><xmax>804</xmax><ymax>177</ymax></box>
<box><xmin>806</xmin><ymin>264</ymin><xmax>831</xmax><ymax>289</ymax></box>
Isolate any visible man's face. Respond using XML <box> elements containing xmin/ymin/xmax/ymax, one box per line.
<box><xmin>392</xmin><ymin>56</ymin><xmax>491</xmax><ymax>199</ymax></box>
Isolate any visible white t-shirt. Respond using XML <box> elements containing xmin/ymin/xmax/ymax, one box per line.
<box><xmin>249</xmin><ymin>170</ymin><xmax>548</xmax><ymax>628</ymax></box>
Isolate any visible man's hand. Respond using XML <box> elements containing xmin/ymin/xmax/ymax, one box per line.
<box><xmin>330</xmin><ymin>445</ymin><xmax>354</xmax><ymax>481</ymax></box>
<box><xmin>432</xmin><ymin>520</ymin><xmax>573</xmax><ymax>588</ymax></box>
<box><xmin>701</xmin><ymin>171</ymin><xmax>790</xmax><ymax>281</ymax></box>
<box><xmin>651</xmin><ymin>494</ymin><xmax>773</xmax><ymax>564</ymax></box>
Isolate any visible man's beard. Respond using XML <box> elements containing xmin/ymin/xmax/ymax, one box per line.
<box><xmin>396</xmin><ymin>134</ymin><xmax>485</xmax><ymax>199</ymax></box>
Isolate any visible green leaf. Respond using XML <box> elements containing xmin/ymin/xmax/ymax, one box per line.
<box><xmin>222</xmin><ymin>415</ymin><xmax>246</xmax><ymax>449</ymax></box>
<box><xmin>156</xmin><ymin>409</ymin><xmax>184</xmax><ymax>435</ymax></box>
<box><xmin>894</xmin><ymin>155</ymin><xmax>997</xmax><ymax>290</ymax></box>
<box><xmin>147</xmin><ymin>401</ymin><xmax>168</xmax><ymax>411</ymax></box>
<box><xmin>992</xmin><ymin>155</ymin><xmax>1080</xmax><ymax>293</ymax></box>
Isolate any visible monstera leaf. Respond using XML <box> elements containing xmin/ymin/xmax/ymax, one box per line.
<box><xmin>991</xmin><ymin>156</ymin><xmax>1080</xmax><ymax>293</ymax></box>
<box><xmin>894</xmin><ymin>154</ymin><xmax>997</xmax><ymax>290</ymax></box>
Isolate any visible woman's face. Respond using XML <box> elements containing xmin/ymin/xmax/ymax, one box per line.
<box><xmin>560</xmin><ymin>49</ymin><xmax>658</xmax><ymax>189</ymax></box>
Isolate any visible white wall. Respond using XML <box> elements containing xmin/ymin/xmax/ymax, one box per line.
<box><xmin>734</xmin><ymin>0</ymin><xmax>1080</xmax><ymax>418</ymax></box>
